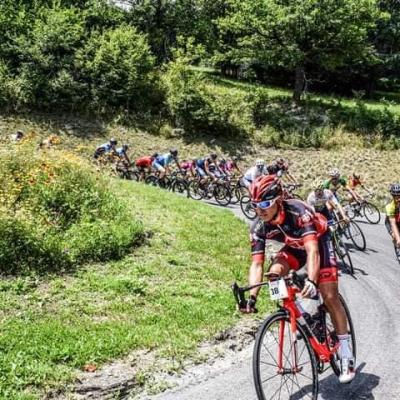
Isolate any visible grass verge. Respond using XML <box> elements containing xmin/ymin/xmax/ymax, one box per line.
<box><xmin>0</xmin><ymin>179</ymin><xmax>259</xmax><ymax>399</ymax></box>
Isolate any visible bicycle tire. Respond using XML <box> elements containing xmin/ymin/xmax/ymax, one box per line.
<box><xmin>240</xmin><ymin>195</ymin><xmax>257</xmax><ymax>220</ymax></box>
<box><xmin>346</xmin><ymin>220</ymin><xmax>366</xmax><ymax>251</ymax></box>
<box><xmin>328</xmin><ymin>294</ymin><xmax>357</xmax><ymax>376</ymax></box>
<box><xmin>188</xmin><ymin>180</ymin><xmax>204</xmax><ymax>200</ymax></box>
<box><xmin>253</xmin><ymin>311</ymin><xmax>319</xmax><ymax>400</ymax></box>
<box><xmin>332</xmin><ymin>232</ymin><xmax>354</xmax><ymax>275</ymax></box>
<box><xmin>362</xmin><ymin>202</ymin><xmax>381</xmax><ymax>224</ymax></box>
<box><xmin>145</xmin><ymin>175</ymin><xmax>159</xmax><ymax>187</ymax></box>
<box><xmin>172</xmin><ymin>179</ymin><xmax>189</xmax><ymax>196</ymax></box>
<box><xmin>213</xmin><ymin>183</ymin><xmax>231</xmax><ymax>206</ymax></box>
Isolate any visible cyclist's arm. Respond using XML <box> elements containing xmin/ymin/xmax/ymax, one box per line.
<box><xmin>389</xmin><ymin>217</ymin><xmax>400</xmax><ymax>244</ymax></box>
<box><xmin>345</xmin><ymin>185</ymin><xmax>362</xmax><ymax>202</ymax></box>
<box><xmin>304</xmin><ymin>238</ymin><xmax>320</xmax><ymax>287</ymax></box>
<box><xmin>249</xmin><ymin>259</ymin><xmax>264</xmax><ymax>298</ymax></box>
<box><xmin>286</xmin><ymin>171</ymin><xmax>297</xmax><ymax>184</ymax></box>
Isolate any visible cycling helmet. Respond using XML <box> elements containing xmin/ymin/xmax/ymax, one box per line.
<box><xmin>255</xmin><ymin>159</ymin><xmax>265</xmax><ymax>167</ymax></box>
<box><xmin>170</xmin><ymin>148</ymin><xmax>178</xmax><ymax>157</ymax></box>
<box><xmin>232</xmin><ymin>156</ymin><xmax>239</xmax><ymax>162</ymax></box>
<box><xmin>328</xmin><ymin>168</ymin><xmax>340</xmax><ymax>178</ymax></box>
<box><xmin>250</xmin><ymin>175</ymin><xmax>283</xmax><ymax>202</ymax></box>
<box><xmin>210</xmin><ymin>153</ymin><xmax>218</xmax><ymax>160</ymax></box>
<box><xmin>110</xmin><ymin>138</ymin><xmax>117</xmax><ymax>145</ymax></box>
<box><xmin>314</xmin><ymin>181</ymin><xmax>325</xmax><ymax>192</ymax></box>
<box><xmin>390</xmin><ymin>183</ymin><xmax>400</xmax><ymax>196</ymax></box>
<box><xmin>220</xmin><ymin>158</ymin><xmax>227</xmax><ymax>164</ymax></box>
<box><xmin>275</xmin><ymin>157</ymin><xmax>285</xmax><ymax>165</ymax></box>
<box><xmin>122</xmin><ymin>144</ymin><xmax>129</xmax><ymax>151</ymax></box>
<box><xmin>353</xmin><ymin>172</ymin><xmax>360</xmax><ymax>179</ymax></box>
<box><xmin>151</xmin><ymin>152</ymin><xmax>159</xmax><ymax>158</ymax></box>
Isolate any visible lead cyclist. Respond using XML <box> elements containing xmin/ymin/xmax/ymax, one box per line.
<box><xmin>241</xmin><ymin>175</ymin><xmax>356</xmax><ymax>384</ymax></box>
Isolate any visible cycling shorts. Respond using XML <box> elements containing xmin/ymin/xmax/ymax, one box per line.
<box><xmin>152</xmin><ymin>161</ymin><xmax>165</xmax><ymax>172</ymax></box>
<box><xmin>274</xmin><ymin>231</ymin><xmax>338</xmax><ymax>285</ymax></box>
<box><xmin>196</xmin><ymin>167</ymin><xmax>206</xmax><ymax>177</ymax></box>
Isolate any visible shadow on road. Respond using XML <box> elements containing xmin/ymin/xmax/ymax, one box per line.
<box><xmin>319</xmin><ymin>362</ymin><xmax>380</xmax><ymax>399</ymax></box>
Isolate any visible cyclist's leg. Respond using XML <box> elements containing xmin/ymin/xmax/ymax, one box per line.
<box><xmin>269</xmin><ymin>247</ymin><xmax>305</xmax><ymax>276</ymax></box>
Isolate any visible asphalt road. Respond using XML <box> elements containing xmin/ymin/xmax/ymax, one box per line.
<box><xmin>147</xmin><ymin>203</ymin><xmax>400</xmax><ymax>400</ymax></box>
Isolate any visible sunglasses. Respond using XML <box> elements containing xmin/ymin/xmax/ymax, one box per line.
<box><xmin>252</xmin><ymin>197</ymin><xmax>278</xmax><ymax>210</ymax></box>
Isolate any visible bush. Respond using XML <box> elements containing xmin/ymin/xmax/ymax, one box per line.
<box><xmin>162</xmin><ymin>57</ymin><xmax>253</xmax><ymax>136</ymax></box>
<box><xmin>76</xmin><ymin>25</ymin><xmax>156</xmax><ymax>113</ymax></box>
<box><xmin>0</xmin><ymin>143</ymin><xmax>143</xmax><ymax>274</ymax></box>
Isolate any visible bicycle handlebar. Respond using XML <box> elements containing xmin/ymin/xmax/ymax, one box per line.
<box><xmin>231</xmin><ymin>270</ymin><xmax>308</xmax><ymax>307</ymax></box>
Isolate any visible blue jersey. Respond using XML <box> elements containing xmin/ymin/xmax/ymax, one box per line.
<box><xmin>116</xmin><ymin>147</ymin><xmax>126</xmax><ymax>157</ymax></box>
<box><xmin>156</xmin><ymin>153</ymin><xmax>175</xmax><ymax>167</ymax></box>
<box><xmin>98</xmin><ymin>143</ymin><xmax>113</xmax><ymax>153</ymax></box>
<box><xmin>196</xmin><ymin>158</ymin><xmax>205</xmax><ymax>169</ymax></box>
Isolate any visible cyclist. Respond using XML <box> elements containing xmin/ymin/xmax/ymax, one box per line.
<box><xmin>242</xmin><ymin>175</ymin><xmax>355</xmax><ymax>383</ymax></box>
<box><xmin>347</xmin><ymin>173</ymin><xmax>373</xmax><ymax>203</ymax></box>
<box><xmin>385</xmin><ymin>184</ymin><xmax>400</xmax><ymax>261</ymax></box>
<box><xmin>226</xmin><ymin>156</ymin><xmax>243</xmax><ymax>176</ymax></box>
<box><xmin>152</xmin><ymin>148</ymin><xmax>181</xmax><ymax>180</ymax></box>
<box><xmin>323</xmin><ymin>168</ymin><xmax>357</xmax><ymax>203</ymax></box>
<box><xmin>135</xmin><ymin>153</ymin><xmax>158</xmax><ymax>181</ymax></box>
<box><xmin>180</xmin><ymin>159</ymin><xmax>196</xmax><ymax>177</ymax></box>
<box><xmin>94</xmin><ymin>138</ymin><xmax>118</xmax><ymax>160</ymax></box>
<box><xmin>267</xmin><ymin>158</ymin><xmax>297</xmax><ymax>184</ymax></box>
<box><xmin>241</xmin><ymin>159</ymin><xmax>266</xmax><ymax>189</ymax></box>
<box><xmin>196</xmin><ymin>153</ymin><xmax>223</xmax><ymax>183</ymax></box>
<box><xmin>116</xmin><ymin>144</ymin><xmax>131</xmax><ymax>166</ymax></box>
<box><xmin>307</xmin><ymin>182</ymin><xmax>349</xmax><ymax>223</ymax></box>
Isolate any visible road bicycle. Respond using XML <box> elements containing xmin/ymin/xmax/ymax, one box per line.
<box><xmin>332</xmin><ymin>212</ymin><xmax>366</xmax><ymax>252</ymax></box>
<box><xmin>145</xmin><ymin>170</ymin><xmax>189</xmax><ymax>196</ymax></box>
<box><xmin>232</xmin><ymin>270</ymin><xmax>356</xmax><ymax>400</ymax></box>
<box><xmin>342</xmin><ymin>193</ymin><xmax>380</xmax><ymax>224</ymax></box>
<box><xmin>329</xmin><ymin>220</ymin><xmax>354</xmax><ymax>276</ymax></box>
<box><xmin>188</xmin><ymin>177</ymin><xmax>231</xmax><ymax>206</ymax></box>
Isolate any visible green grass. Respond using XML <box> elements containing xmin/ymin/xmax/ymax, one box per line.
<box><xmin>0</xmin><ymin>179</ymin><xmax>266</xmax><ymax>399</ymax></box>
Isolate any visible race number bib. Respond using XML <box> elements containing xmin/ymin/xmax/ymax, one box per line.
<box><xmin>269</xmin><ymin>279</ymin><xmax>288</xmax><ymax>300</ymax></box>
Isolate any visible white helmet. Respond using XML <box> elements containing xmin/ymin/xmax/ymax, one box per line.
<box><xmin>328</xmin><ymin>168</ymin><xmax>340</xmax><ymax>178</ymax></box>
<box><xmin>255</xmin><ymin>159</ymin><xmax>265</xmax><ymax>167</ymax></box>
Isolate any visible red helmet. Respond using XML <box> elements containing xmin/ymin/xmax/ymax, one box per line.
<box><xmin>250</xmin><ymin>175</ymin><xmax>283</xmax><ymax>202</ymax></box>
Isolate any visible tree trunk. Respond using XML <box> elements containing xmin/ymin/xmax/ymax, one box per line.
<box><xmin>293</xmin><ymin>66</ymin><xmax>305</xmax><ymax>103</ymax></box>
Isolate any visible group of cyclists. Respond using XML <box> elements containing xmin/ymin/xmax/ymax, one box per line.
<box><xmin>94</xmin><ymin>137</ymin><xmax>400</xmax><ymax>389</ymax></box>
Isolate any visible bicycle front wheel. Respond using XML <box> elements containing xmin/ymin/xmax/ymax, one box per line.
<box><xmin>188</xmin><ymin>181</ymin><xmax>204</xmax><ymax>200</ymax></box>
<box><xmin>346</xmin><ymin>221</ymin><xmax>366</xmax><ymax>251</ymax></box>
<box><xmin>362</xmin><ymin>202</ymin><xmax>381</xmax><ymax>224</ymax></box>
<box><xmin>253</xmin><ymin>311</ymin><xmax>318</xmax><ymax>400</ymax></box>
<box><xmin>213</xmin><ymin>183</ymin><xmax>231</xmax><ymax>206</ymax></box>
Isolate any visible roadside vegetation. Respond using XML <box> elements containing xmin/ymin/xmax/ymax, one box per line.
<box><xmin>0</xmin><ymin>135</ymin><xmax>252</xmax><ymax>399</ymax></box>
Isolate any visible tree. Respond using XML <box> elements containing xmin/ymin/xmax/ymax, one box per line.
<box><xmin>218</xmin><ymin>0</ymin><xmax>383</xmax><ymax>102</ymax></box>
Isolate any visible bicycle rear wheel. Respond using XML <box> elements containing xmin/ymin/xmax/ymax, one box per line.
<box><xmin>253</xmin><ymin>311</ymin><xmax>318</xmax><ymax>400</ymax></box>
<box><xmin>145</xmin><ymin>175</ymin><xmax>159</xmax><ymax>187</ymax></box>
<box><xmin>362</xmin><ymin>202</ymin><xmax>381</xmax><ymax>224</ymax></box>
<box><xmin>341</xmin><ymin>200</ymin><xmax>356</xmax><ymax>220</ymax></box>
<box><xmin>240</xmin><ymin>195</ymin><xmax>257</xmax><ymax>220</ymax></box>
<box><xmin>325</xmin><ymin>294</ymin><xmax>357</xmax><ymax>376</ymax></box>
<box><xmin>345</xmin><ymin>221</ymin><xmax>366</xmax><ymax>251</ymax></box>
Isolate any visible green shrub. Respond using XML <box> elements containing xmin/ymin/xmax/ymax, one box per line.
<box><xmin>0</xmin><ymin>144</ymin><xmax>143</xmax><ymax>274</ymax></box>
<box><xmin>76</xmin><ymin>25</ymin><xmax>156</xmax><ymax>113</ymax></box>
<box><xmin>162</xmin><ymin>58</ymin><xmax>254</xmax><ymax>137</ymax></box>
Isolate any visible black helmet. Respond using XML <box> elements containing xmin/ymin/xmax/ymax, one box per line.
<box><xmin>220</xmin><ymin>158</ymin><xmax>226</xmax><ymax>164</ymax></box>
<box><xmin>390</xmin><ymin>183</ymin><xmax>400</xmax><ymax>196</ymax></box>
<box><xmin>170</xmin><ymin>148</ymin><xmax>178</xmax><ymax>157</ymax></box>
<box><xmin>210</xmin><ymin>153</ymin><xmax>217</xmax><ymax>160</ymax></box>
<box><xmin>151</xmin><ymin>152</ymin><xmax>159</xmax><ymax>158</ymax></box>
<box><xmin>110</xmin><ymin>138</ymin><xmax>117</xmax><ymax>145</ymax></box>
<box><xmin>353</xmin><ymin>173</ymin><xmax>360</xmax><ymax>179</ymax></box>
<box><xmin>122</xmin><ymin>144</ymin><xmax>129</xmax><ymax>151</ymax></box>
